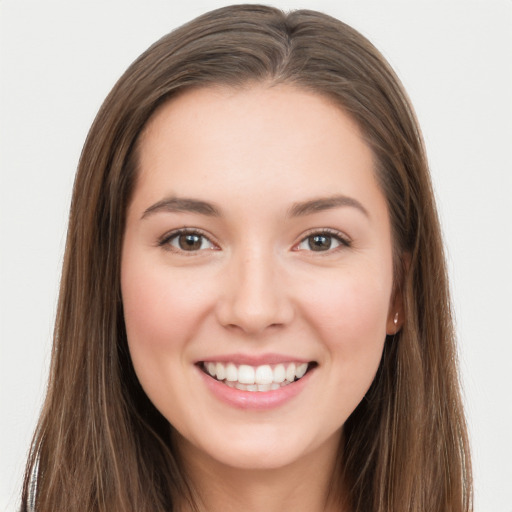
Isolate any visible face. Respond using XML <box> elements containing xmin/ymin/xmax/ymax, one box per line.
<box><xmin>121</xmin><ymin>84</ymin><xmax>399</xmax><ymax>473</ymax></box>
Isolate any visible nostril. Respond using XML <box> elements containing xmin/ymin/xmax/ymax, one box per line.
<box><xmin>214</xmin><ymin>269</ymin><xmax>295</xmax><ymax>334</ymax></box>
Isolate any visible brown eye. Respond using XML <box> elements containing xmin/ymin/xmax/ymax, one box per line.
<box><xmin>163</xmin><ymin>231</ymin><xmax>216</xmax><ymax>252</ymax></box>
<box><xmin>308</xmin><ymin>234</ymin><xmax>334</xmax><ymax>251</ymax></box>
<box><xmin>296</xmin><ymin>231</ymin><xmax>349</xmax><ymax>252</ymax></box>
<box><xmin>178</xmin><ymin>233</ymin><xmax>203</xmax><ymax>251</ymax></box>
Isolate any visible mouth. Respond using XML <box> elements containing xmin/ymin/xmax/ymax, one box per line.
<box><xmin>198</xmin><ymin>361</ymin><xmax>318</xmax><ymax>392</ymax></box>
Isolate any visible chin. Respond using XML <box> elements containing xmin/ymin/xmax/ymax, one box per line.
<box><xmin>179</xmin><ymin>423</ymin><xmax>341</xmax><ymax>473</ymax></box>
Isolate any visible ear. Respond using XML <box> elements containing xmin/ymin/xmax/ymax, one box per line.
<box><xmin>386</xmin><ymin>253</ymin><xmax>409</xmax><ymax>335</ymax></box>
<box><xmin>386</xmin><ymin>293</ymin><xmax>404</xmax><ymax>335</ymax></box>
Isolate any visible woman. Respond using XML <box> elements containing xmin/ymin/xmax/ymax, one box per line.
<box><xmin>21</xmin><ymin>4</ymin><xmax>472</xmax><ymax>511</ymax></box>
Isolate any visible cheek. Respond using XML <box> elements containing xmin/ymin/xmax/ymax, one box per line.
<box><xmin>301</xmin><ymin>264</ymin><xmax>391</xmax><ymax>370</ymax></box>
<box><xmin>299</xmin><ymin>270</ymin><xmax>391</xmax><ymax>424</ymax></box>
<box><xmin>121</xmin><ymin>258</ymin><xmax>214</xmax><ymax>351</ymax></box>
<box><xmin>309</xmin><ymin>270</ymin><xmax>389</xmax><ymax>331</ymax></box>
<box><xmin>120</xmin><ymin>255</ymin><xmax>218</xmax><ymax>422</ymax></box>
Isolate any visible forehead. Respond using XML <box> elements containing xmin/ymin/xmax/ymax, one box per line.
<box><xmin>133</xmin><ymin>84</ymin><xmax>383</xmax><ymax>219</ymax></box>
<box><xmin>142</xmin><ymin>83</ymin><xmax>365</xmax><ymax>148</ymax></box>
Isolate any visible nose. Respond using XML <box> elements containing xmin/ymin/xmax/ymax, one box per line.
<box><xmin>215</xmin><ymin>249</ymin><xmax>294</xmax><ymax>335</ymax></box>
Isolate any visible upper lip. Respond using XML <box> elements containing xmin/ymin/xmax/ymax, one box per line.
<box><xmin>195</xmin><ymin>353</ymin><xmax>314</xmax><ymax>366</ymax></box>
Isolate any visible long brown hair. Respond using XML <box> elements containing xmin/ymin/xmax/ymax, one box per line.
<box><xmin>22</xmin><ymin>5</ymin><xmax>472</xmax><ymax>511</ymax></box>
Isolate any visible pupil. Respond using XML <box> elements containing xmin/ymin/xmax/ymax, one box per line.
<box><xmin>179</xmin><ymin>233</ymin><xmax>201</xmax><ymax>250</ymax></box>
<box><xmin>309</xmin><ymin>235</ymin><xmax>331</xmax><ymax>251</ymax></box>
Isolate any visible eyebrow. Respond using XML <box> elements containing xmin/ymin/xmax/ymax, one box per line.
<box><xmin>141</xmin><ymin>197</ymin><xmax>221</xmax><ymax>219</ymax></box>
<box><xmin>288</xmin><ymin>195</ymin><xmax>369</xmax><ymax>218</ymax></box>
<box><xmin>141</xmin><ymin>194</ymin><xmax>368</xmax><ymax>220</ymax></box>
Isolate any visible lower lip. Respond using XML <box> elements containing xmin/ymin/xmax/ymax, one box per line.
<box><xmin>197</xmin><ymin>366</ymin><xmax>314</xmax><ymax>410</ymax></box>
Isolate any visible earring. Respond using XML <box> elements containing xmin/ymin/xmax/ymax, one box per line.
<box><xmin>387</xmin><ymin>313</ymin><xmax>400</xmax><ymax>337</ymax></box>
<box><xmin>392</xmin><ymin>312</ymin><xmax>400</xmax><ymax>334</ymax></box>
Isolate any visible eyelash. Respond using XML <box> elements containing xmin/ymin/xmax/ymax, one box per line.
<box><xmin>158</xmin><ymin>228</ymin><xmax>218</xmax><ymax>253</ymax></box>
<box><xmin>293</xmin><ymin>228</ymin><xmax>351</xmax><ymax>253</ymax></box>
<box><xmin>158</xmin><ymin>228</ymin><xmax>351</xmax><ymax>254</ymax></box>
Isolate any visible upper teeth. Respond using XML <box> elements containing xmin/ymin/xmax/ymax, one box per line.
<box><xmin>204</xmin><ymin>362</ymin><xmax>308</xmax><ymax>385</ymax></box>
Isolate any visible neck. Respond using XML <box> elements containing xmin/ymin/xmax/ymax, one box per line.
<box><xmin>175</xmin><ymin>432</ymin><xmax>347</xmax><ymax>512</ymax></box>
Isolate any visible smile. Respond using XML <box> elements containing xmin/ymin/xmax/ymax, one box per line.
<box><xmin>200</xmin><ymin>361</ymin><xmax>316</xmax><ymax>392</ymax></box>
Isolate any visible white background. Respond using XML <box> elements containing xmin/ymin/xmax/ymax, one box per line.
<box><xmin>1</xmin><ymin>1</ymin><xmax>511</xmax><ymax>511</ymax></box>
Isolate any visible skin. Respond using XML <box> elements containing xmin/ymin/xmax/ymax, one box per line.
<box><xmin>121</xmin><ymin>84</ymin><xmax>401</xmax><ymax>512</ymax></box>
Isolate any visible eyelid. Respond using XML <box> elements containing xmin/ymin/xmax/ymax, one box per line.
<box><xmin>158</xmin><ymin>227</ymin><xmax>219</xmax><ymax>253</ymax></box>
<box><xmin>292</xmin><ymin>228</ymin><xmax>352</xmax><ymax>252</ymax></box>
<box><xmin>157</xmin><ymin>227</ymin><xmax>350</xmax><ymax>254</ymax></box>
